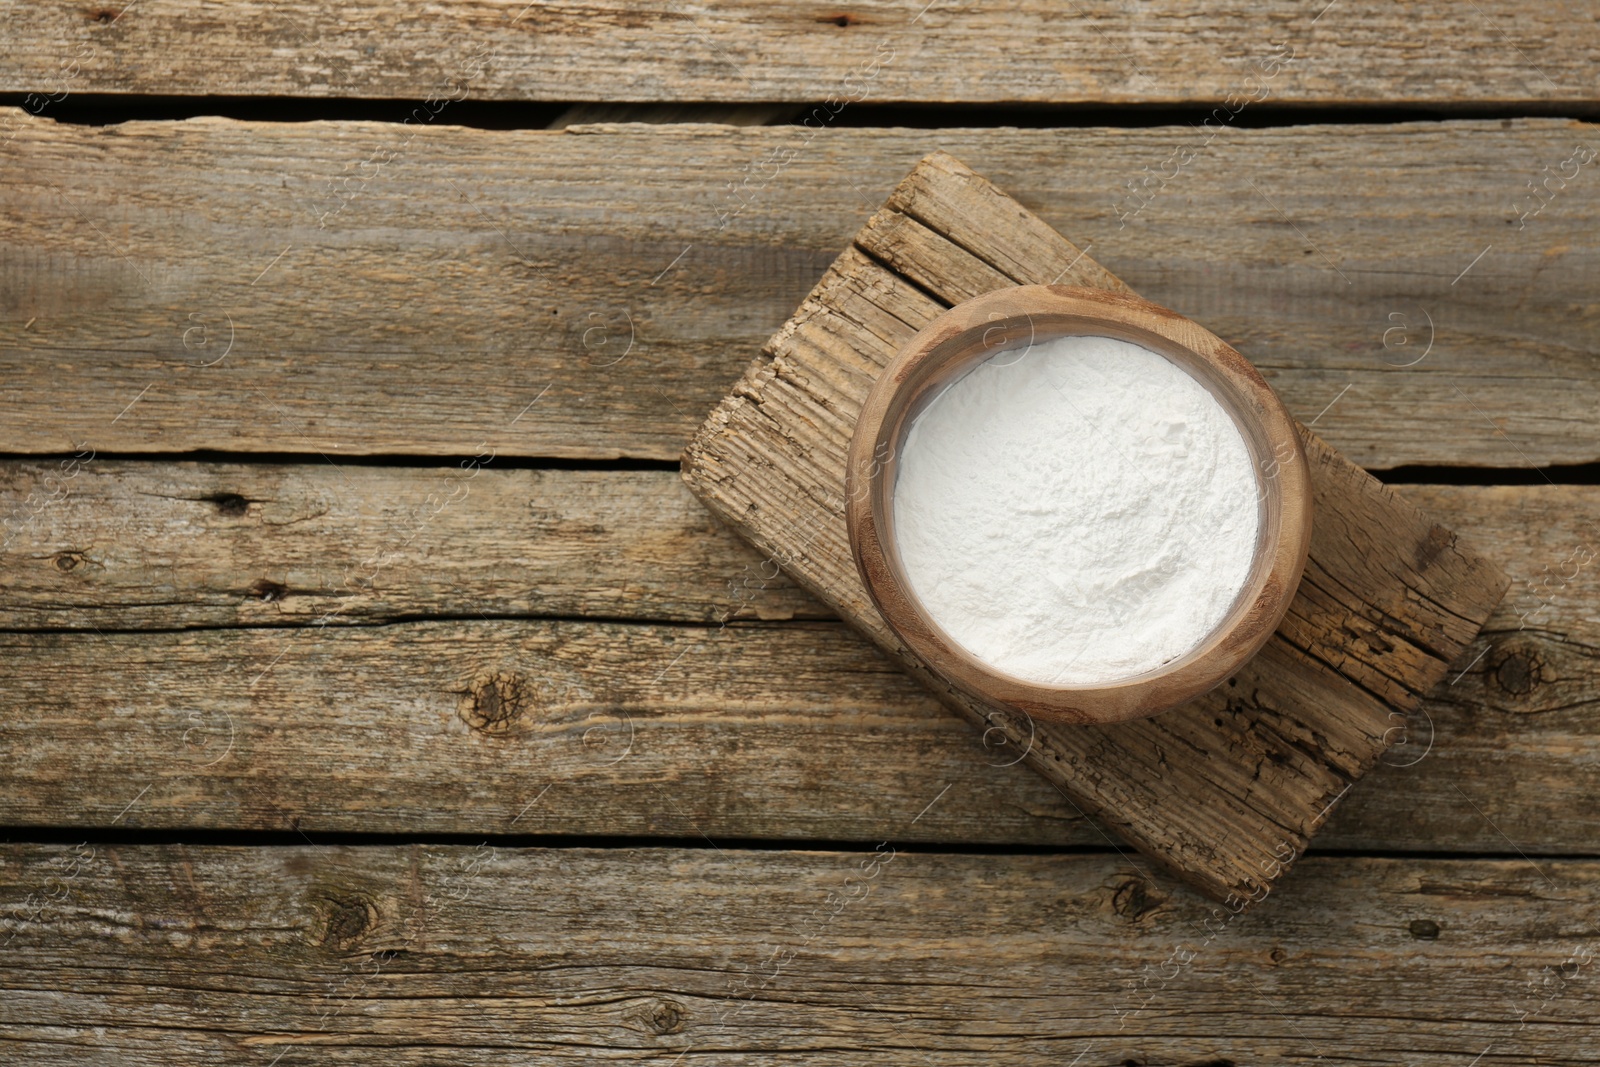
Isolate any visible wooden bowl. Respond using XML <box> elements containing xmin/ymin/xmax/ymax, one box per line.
<box><xmin>845</xmin><ymin>285</ymin><xmax>1312</xmax><ymax>726</ymax></box>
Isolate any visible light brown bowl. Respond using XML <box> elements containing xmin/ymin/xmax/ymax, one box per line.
<box><xmin>845</xmin><ymin>285</ymin><xmax>1312</xmax><ymax>726</ymax></box>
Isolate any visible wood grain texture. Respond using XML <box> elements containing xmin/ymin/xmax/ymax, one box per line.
<box><xmin>1330</xmin><ymin>482</ymin><xmax>1600</xmax><ymax>855</ymax></box>
<box><xmin>0</xmin><ymin>461</ymin><xmax>821</xmax><ymax>628</ymax></box>
<box><xmin>1</xmin><ymin>115</ymin><xmax>1597</xmax><ymax>466</ymax></box>
<box><xmin>0</xmin><ymin>1</ymin><xmax>1595</xmax><ymax>106</ymax></box>
<box><xmin>0</xmin><ymin>617</ymin><xmax>1027</xmax><ymax>841</ymax></box>
<box><xmin>0</xmin><ymin>463</ymin><xmax>1587</xmax><ymax>855</ymax></box>
<box><xmin>682</xmin><ymin>151</ymin><xmax>1510</xmax><ymax>903</ymax></box>
<box><xmin>0</xmin><ymin>570</ymin><xmax>1591</xmax><ymax>855</ymax></box>
<box><xmin>3</xmin><ymin>845</ymin><xmax>1598</xmax><ymax>1064</ymax></box>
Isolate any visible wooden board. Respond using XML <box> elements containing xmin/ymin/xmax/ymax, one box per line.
<box><xmin>0</xmin><ymin>1</ymin><xmax>1595</xmax><ymax>106</ymax></box>
<box><xmin>4</xmin><ymin>844</ymin><xmax>1599</xmax><ymax>1064</ymax></box>
<box><xmin>0</xmin><ymin>588</ymin><xmax>1593</xmax><ymax>855</ymax></box>
<box><xmin>0</xmin><ymin>460</ymin><xmax>1589</xmax><ymax>855</ymax></box>
<box><xmin>2</xmin><ymin>9</ymin><xmax>1595</xmax><ymax>1061</ymax></box>
<box><xmin>0</xmin><ymin>462</ymin><xmax>822</xmax><ymax>629</ymax></box>
<box><xmin>2</xmin><ymin>115</ymin><xmax>1599</xmax><ymax>467</ymax></box>
<box><xmin>682</xmin><ymin>152</ymin><xmax>1510</xmax><ymax>903</ymax></box>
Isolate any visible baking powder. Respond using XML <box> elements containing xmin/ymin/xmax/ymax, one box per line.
<box><xmin>892</xmin><ymin>334</ymin><xmax>1260</xmax><ymax>686</ymax></box>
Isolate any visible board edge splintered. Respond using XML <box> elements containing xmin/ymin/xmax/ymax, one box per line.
<box><xmin>681</xmin><ymin>150</ymin><xmax>1511</xmax><ymax>905</ymax></box>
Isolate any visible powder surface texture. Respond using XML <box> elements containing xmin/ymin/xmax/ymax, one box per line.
<box><xmin>892</xmin><ymin>334</ymin><xmax>1261</xmax><ymax>686</ymax></box>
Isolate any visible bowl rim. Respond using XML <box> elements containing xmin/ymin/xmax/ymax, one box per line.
<box><xmin>844</xmin><ymin>284</ymin><xmax>1313</xmax><ymax>726</ymax></box>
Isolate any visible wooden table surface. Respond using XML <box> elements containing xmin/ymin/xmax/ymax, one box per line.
<box><xmin>2</xmin><ymin>3</ymin><xmax>1598</xmax><ymax>1063</ymax></box>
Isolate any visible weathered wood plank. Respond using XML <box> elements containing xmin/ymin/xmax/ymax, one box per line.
<box><xmin>0</xmin><ymin>605</ymin><xmax>1592</xmax><ymax>854</ymax></box>
<box><xmin>685</xmin><ymin>151</ymin><xmax>1511</xmax><ymax>903</ymax></box>
<box><xmin>0</xmin><ymin>463</ymin><xmax>1588</xmax><ymax>644</ymax></box>
<box><xmin>0</xmin><ymin>461</ymin><xmax>1590</xmax><ymax>853</ymax></box>
<box><xmin>865</xmin><ymin>153</ymin><xmax>1136</xmax><ymax>296</ymax></box>
<box><xmin>0</xmin><ymin>617</ymin><xmax>1083</xmax><ymax>843</ymax></box>
<box><xmin>1</xmin><ymin>116</ymin><xmax>1596</xmax><ymax>466</ymax></box>
<box><xmin>0</xmin><ymin>451</ymin><xmax>1587</xmax><ymax>851</ymax></box>
<box><xmin>0</xmin><ymin>1</ymin><xmax>1594</xmax><ymax>106</ymax></box>
<box><xmin>3</xmin><ymin>846</ymin><xmax>1597</xmax><ymax>1064</ymax></box>
<box><xmin>1330</xmin><ymin>481</ymin><xmax>1600</xmax><ymax>854</ymax></box>
<box><xmin>0</xmin><ymin>462</ymin><xmax>820</xmax><ymax>628</ymax></box>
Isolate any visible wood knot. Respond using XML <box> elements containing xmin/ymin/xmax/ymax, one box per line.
<box><xmin>816</xmin><ymin>12</ymin><xmax>861</xmax><ymax>26</ymax></box>
<box><xmin>1409</xmin><ymin>918</ymin><xmax>1442</xmax><ymax>940</ymax></box>
<box><xmin>53</xmin><ymin>551</ymin><xmax>85</xmax><ymax>572</ymax></box>
<box><xmin>1414</xmin><ymin>523</ymin><xmax>1456</xmax><ymax>573</ymax></box>
<box><xmin>627</xmin><ymin>996</ymin><xmax>687</xmax><ymax>1035</ymax></box>
<box><xmin>461</xmin><ymin>672</ymin><xmax>529</xmax><ymax>734</ymax></box>
<box><xmin>319</xmin><ymin>894</ymin><xmax>377</xmax><ymax>950</ymax></box>
<box><xmin>205</xmin><ymin>492</ymin><xmax>251</xmax><ymax>517</ymax></box>
<box><xmin>1112</xmin><ymin>878</ymin><xmax>1163</xmax><ymax>921</ymax></box>
<box><xmin>249</xmin><ymin>578</ymin><xmax>289</xmax><ymax>602</ymax></box>
<box><xmin>1492</xmin><ymin>644</ymin><xmax>1544</xmax><ymax>696</ymax></box>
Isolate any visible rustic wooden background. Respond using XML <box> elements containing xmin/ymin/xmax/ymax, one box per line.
<box><xmin>1</xmin><ymin>2</ymin><xmax>1597</xmax><ymax>1063</ymax></box>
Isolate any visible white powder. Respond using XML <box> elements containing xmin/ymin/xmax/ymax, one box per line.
<box><xmin>892</xmin><ymin>334</ymin><xmax>1260</xmax><ymax>686</ymax></box>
